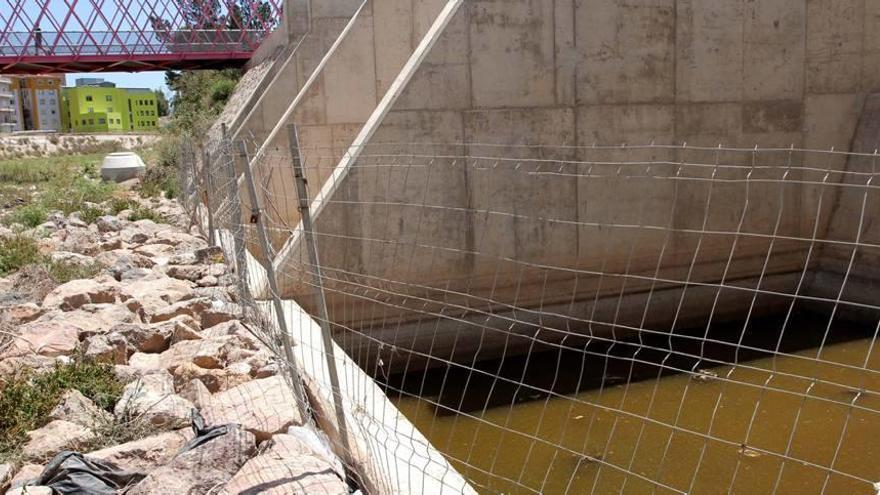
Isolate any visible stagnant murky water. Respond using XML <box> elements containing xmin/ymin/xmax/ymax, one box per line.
<box><xmin>388</xmin><ymin>313</ymin><xmax>880</xmax><ymax>494</ymax></box>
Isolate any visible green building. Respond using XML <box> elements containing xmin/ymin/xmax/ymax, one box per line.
<box><xmin>61</xmin><ymin>79</ymin><xmax>159</xmax><ymax>133</ymax></box>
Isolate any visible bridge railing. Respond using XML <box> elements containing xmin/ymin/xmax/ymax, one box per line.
<box><xmin>0</xmin><ymin>29</ymin><xmax>266</xmax><ymax>58</ymax></box>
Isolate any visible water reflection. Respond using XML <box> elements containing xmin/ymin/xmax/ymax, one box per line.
<box><xmin>386</xmin><ymin>311</ymin><xmax>880</xmax><ymax>494</ymax></box>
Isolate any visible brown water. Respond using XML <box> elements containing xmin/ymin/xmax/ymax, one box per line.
<box><xmin>389</xmin><ymin>317</ymin><xmax>880</xmax><ymax>494</ymax></box>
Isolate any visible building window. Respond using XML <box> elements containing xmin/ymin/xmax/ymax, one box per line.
<box><xmin>88</xmin><ymin>107</ymin><xmax>93</xmax><ymax>113</ymax></box>
<box><xmin>105</xmin><ymin>95</ymin><xmax>112</xmax><ymax>102</ymax></box>
<box><xmin>107</xmin><ymin>107</ymin><xmax>113</xmax><ymax>113</ymax></box>
<box><xmin>88</xmin><ymin>119</ymin><xmax>94</xmax><ymax>125</ymax></box>
<box><xmin>85</xmin><ymin>95</ymin><xmax>93</xmax><ymax>102</ymax></box>
<box><xmin>98</xmin><ymin>118</ymin><xmax>106</xmax><ymax>124</ymax></box>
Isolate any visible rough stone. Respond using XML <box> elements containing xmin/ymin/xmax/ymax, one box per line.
<box><xmin>172</xmin><ymin>363</ymin><xmax>252</xmax><ymax>394</ymax></box>
<box><xmin>165</xmin><ymin>265</ymin><xmax>206</xmax><ymax>282</ymax></box>
<box><xmin>49</xmin><ymin>251</ymin><xmax>94</xmax><ymax>266</ymax></box>
<box><xmin>0</xmin><ymin>462</ymin><xmax>11</xmax><ymax>488</ymax></box>
<box><xmin>3</xmin><ymin>302</ymin><xmax>43</xmax><ymax>323</ymax></box>
<box><xmin>42</xmin><ymin>279</ymin><xmax>118</xmax><ymax>311</ymax></box>
<box><xmin>193</xmin><ymin>245</ymin><xmax>224</xmax><ymax>264</ymax></box>
<box><xmin>22</xmin><ymin>420</ymin><xmax>94</xmax><ymax>459</ymax></box>
<box><xmin>170</xmin><ymin>321</ymin><xmax>201</xmax><ymax>344</ymax></box>
<box><xmin>114</xmin><ymin>370</ymin><xmax>195</xmax><ymax>428</ymax></box>
<box><xmin>60</xmin><ymin>229</ymin><xmax>101</xmax><ymax>256</ymax></box>
<box><xmin>221</xmin><ymin>432</ymin><xmax>347</xmax><ymax>495</ymax></box>
<box><xmin>126</xmin><ymin>424</ymin><xmax>255</xmax><ymax>495</ymax></box>
<box><xmin>8</xmin><ymin>463</ymin><xmax>42</xmax><ymax>489</ymax></box>
<box><xmin>88</xmin><ymin>429</ymin><xmax>195</xmax><ymax>473</ymax></box>
<box><xmin>113</xmin><ymin>364</ymin><xmax>143</xmax><ymax>384</ymax></box>
<box><xmin>179</xmin><ymin>379</ymin><xmax>212</xmax><ymax>409</ymax></box>
<box><xmin>158</xmin><ymin>335</ymin><xmax>256</xmax><ymax>373</ymax></box>
<box><xmin>111</xmin><ymin>322</ymin><xmax>173</xmax><ymax>353</ymax></box>
<box><xmin>96</xmin><ymin>215</ymin><xmax>122</xmax><ymax>233</ymax></box>
<box><xmin>128</xmin><ymin>352</ymin><xmax>161</xmax><ymax>371</ymax></box>
<box><xmin>150</xmin><ymin>298</ymin><xmax>211</xmax><ymax>323</ymax></box>
<box><xmin>83</xmin><ymin>333</ymin><xmax>128</xmax><ymax>364</ymax></box>
<box><xmin>195</xmin><ymin>275</ymin><xmax>218</xmax><ymax>287</ymax></box>
<box><xmin>203</xmin><ymin>376</ymin><xmax>304</xmax><ymax>441</ymax></box>
<box><xmin>1</xmin><ymin>321</ymin><xmax>80</xmax><ymax>358</ymax></box>
<box><xmin>118</xmin><ymin>274</ymin><xmax>193</xmax><ymax>316</ymax></box>
<box><xmin>0</xmin><ymin>355</ymin><xmax>56</xmax><ymax>379</ymax></box>
<box><xmin>200</xmin><ymin>307</ymin><xmax>238</xmax><ymax>329</ymax></box>
<box><xmin>49</xmin><ymin>389</ymin><xmax>112</xmax><ymax>427</ymax></box>
<box><xmin>6</xmin><ymin>485</ymin><xmax>53</xmax><ymax>495</ymax></box>
<box><xmin>40</xmin><ymin>304</ymin><xmax>138</xmax><ymax>336</ymax></box>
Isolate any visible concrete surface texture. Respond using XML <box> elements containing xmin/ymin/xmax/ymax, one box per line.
<box><xmin>226</xmin><ymin>0</ymin><xmax>880</xmax><ymax>369</ymax></box>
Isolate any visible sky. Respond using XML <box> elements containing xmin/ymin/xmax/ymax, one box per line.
<box><xmin>64</xmin><ymin>72</ymin><xmax>170</xmax><ymax>95</ymax></box>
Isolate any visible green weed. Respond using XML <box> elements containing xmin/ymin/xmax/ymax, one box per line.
<box><xmin>0</xmin><ymin>234</ymin><xmax>42</xmax><ymax>277</ymax></box>
<box><xmin>0</xmin><ymin>359</ymin><xmax>124</xmax><ymax>461</ymax></box>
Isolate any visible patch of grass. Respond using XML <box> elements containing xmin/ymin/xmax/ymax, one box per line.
<box><xmin>79</xmin><ymin>204</ymin><xmax>107</xmax><ymax>225</ymax></box>
<box><xmin>0</xmin><ymin>234</ymin><xmax>42</xmax><ymax>277</ymax></box>
<box><xmin>46</xmin><ymin>260</ymin><xmax>103</xmax><ymax>284</ymax></box>
<box><xmin>128</xmin><ymin>205</ymin><xmax>165</xmax><ymax>224</ymax></box>
<box><xmin>0</xmin><ymin>359</ymin><xmax>124</xmax><ymax>461</ymax></box>
<box><xmin>3</xmin><ymin>203</ymin><xmax>48</xmax><ymax>228</ymax></box>
<box><xmin>107</xmin><ymin>197</ymin><xmax>138</xmax><ymax>215</ymax></box>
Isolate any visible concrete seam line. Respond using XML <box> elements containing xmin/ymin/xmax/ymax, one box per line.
<box><xmin>238</xmin><ymin>0</ymin><xmax>370</xmax><ymax>186</ymax></box>
<box><xmin>270</xmin><ymin>0</ymin><xmax>466</xmax><ymax>276</ymax></box>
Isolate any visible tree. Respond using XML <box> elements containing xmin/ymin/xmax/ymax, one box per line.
<box><xmin>153</xmin><ymin>89</ymin><xmax>170</xmax><ymax>117</ymax></box>
<box><xmin>227</xmin><ymin>1</ymin><xmax>275</xmax><ymax>31</ymax></box>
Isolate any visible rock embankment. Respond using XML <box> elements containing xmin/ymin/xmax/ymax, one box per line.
<box><xmin>0</xmin><ymin>197</ymin><xmax>348</xmax><ymax>494</ymax></box>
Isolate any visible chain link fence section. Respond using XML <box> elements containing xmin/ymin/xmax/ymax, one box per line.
<box><xmin>180</xmin><ymin>135</ymin><xmax>880</xmax><ymax>494</ymax></box>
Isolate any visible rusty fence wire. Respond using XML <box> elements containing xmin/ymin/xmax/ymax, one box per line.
<box><xmin>179</xmin><ymin>132</ymin><xmax>880</xmax><ymax>495</ymax></box>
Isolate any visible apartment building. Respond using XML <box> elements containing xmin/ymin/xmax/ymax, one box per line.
<box><xmin>61</xmin><ymin>79</ymin><xmax>159</xmax><ymax>133</ymax></box>
<box><xmin>0</xmin><ymin>75</ymin><xmax>21</xmax><ymax>133</ymax></box>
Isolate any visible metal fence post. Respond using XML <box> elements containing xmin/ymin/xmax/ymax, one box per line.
<box><xmin>220</xmin><ymin>125</ymin><xmax>253</xmax><ymax>312</ymax></box>
<box><xmin>236</xmin><ymin>138</ymin><xmax>313</xmax><ymax>426</ymax></box>
<box><xmin>285</xmin><ymin>123</ymin><xmax>351</xmax><ymax>457</ymax></box>
<box><xmin>199</xmin><ymin>145</ymin><xmax>215</xmax><ymax>245</ymax></box>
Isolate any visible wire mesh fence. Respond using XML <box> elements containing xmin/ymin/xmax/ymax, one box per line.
<box><xmin>179</xmin><ymin>130</ymin><xmax>880</xmax><ymax>495</ymax></box>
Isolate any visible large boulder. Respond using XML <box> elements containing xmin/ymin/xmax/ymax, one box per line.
<box><xmin>22</xmin><ymin>420</ymin><xmax>94</xmax><ymax>459</ymax></box>
<box><xmin>88</xmin><ymin>429</ymin><xmax>194</xmax><ymax>473</ymax></box>
<box><xmin>1</xmin><ymin>321</ymin><xmax>80</xmax><ymax>358</ymax></box>
<box><xmin>42</xmin><ymin>279</ymin><xmax>118</xmax><ymax>311</ymax></box>
<box><xmin>114</xmin><ymin>370</ymin><xmax>194</xmax><ymax>428</ymax></box>
<box><xmin>60</xmin><ymin>229</ymin><xmax>101</xmax><ymax>256</ymax></box>
<box><xmin>126</xmin><ymin>424</ymin><xmax>256</xmax><ymax>495</ymax></box>
<box><xmin>95</xmin><ymin>215</ymin><xmax>122</xmax><ymax>233</ymax></box>
<box><xmin>221</xmin><ymin>431</ymin><xmax>348</xmax><ymax>495</ymax></box>
<box><xmin>118</xmin><ymin>274</ymin><xmax>193</xmax><ymax>316</ymax></box>
<box><xmin>202</xmin><ymin>376</ymin><xmax>304</xmax><ymax>441</ymax></box>
<box><xmin>157</xmin><ymin>335</ymin><xmax>257</xmax><ymax>373</ymax></box>
<box><xmin>83</xmin><ymin>333</ymin><xmax>128</xmax><ymax>364</ymax></box>
<box><xmin>149</xmin><ymin>298</ymin><xmax>211</xmax><ymax>324</ymax></box>
<box><xmin>172</xmin><ymin>363</ymin><xmax>251</xmax><ymax>394</ymax></box>
<box><xmin>2</xmin><ymin>302</ymin><xmax>43</xmax><ymax>324</ymax></box>
<box><xmin>38</xmin><ymin>304</ymin><xmax>138</xmax><ymax>336</ymax></box>
<box><xmin>7</xmin><ymin>463</ymin><xmax>43</xmax><ymax>489</ymax></box>
<box><xmin>49</xmin><ymin>389</ymin><xmax>112</xmax><ymax>427</ymax></box>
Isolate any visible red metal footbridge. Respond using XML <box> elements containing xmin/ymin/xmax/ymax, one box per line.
<box><xmin>0</xmin><ymin>0</ymin><xmax>282</xmax><ymax>73</ymax></box>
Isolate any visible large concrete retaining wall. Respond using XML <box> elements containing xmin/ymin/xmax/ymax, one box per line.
<box><xmin>235</xmin><ymin>0</ymin><xmax>880</xmax><ymax>370</ymax></box>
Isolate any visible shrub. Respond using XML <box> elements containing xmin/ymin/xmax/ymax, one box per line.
<box><xmin>79</xmin><ymin>204</ymin><xmax>107</xmax><ymax>225</ymax></box>
<box><xmin>0</xmin><ymin>234</ymin><xmax>42</xmax><ymax>277</ymax></box>
<box><xmin>0</xmin><ymin>360</ymin><xmax>124</xmax><ymax>460</ymax></box>
<box><xmin>46</xmin><ymin>260</ymin><xmax>103</xmax><ymax>284</ymax></box>
<box><xmin>128</xmin><ymin>206</ymin><xmax>165</xmax><ymax>223</ymax></box>
<box><xmin>107</xmin><ymin>197</ymin><xmax>138</xmax><ymax>215</ymax></box>
<box><xmin>3</xmin><ymin>204</ymin><xmax>47</xmax><ymax>228</ymax></box>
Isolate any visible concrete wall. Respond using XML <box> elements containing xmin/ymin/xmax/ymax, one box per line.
<box><xmin>239</xmin><ymin>0</ymin><xmax>880</xmax><ymax>369</ymax></box>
